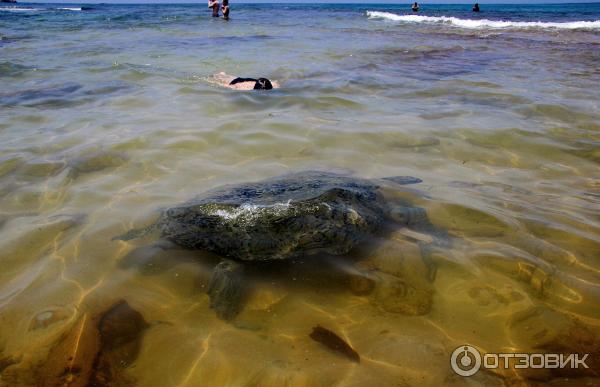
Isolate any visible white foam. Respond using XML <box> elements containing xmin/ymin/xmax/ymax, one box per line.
<box><xmin>366</xmin><ymin>11</ymin><xmax>600</xmax><ymax>30</ymax></box>
<box><xmin>0</xmin><ymin>7</ymin><xmax>40</xmax><ymax>12</ymax></box>
<box><xmin>0</xmin><ymin>6</ymin><xmax>83</xmax><ymax>12</ymax></box>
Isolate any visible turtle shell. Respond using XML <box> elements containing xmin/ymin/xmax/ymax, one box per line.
<box><xmin>156</xmin><ymin>171</ymin><xmax>388</xmax><ymax>261</ymax></box>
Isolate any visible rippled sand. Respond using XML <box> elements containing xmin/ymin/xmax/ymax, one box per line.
<box><xmin>1</xmin><ymin>3</ymin><xmax>600</xmax><ymax>386</ymax></box>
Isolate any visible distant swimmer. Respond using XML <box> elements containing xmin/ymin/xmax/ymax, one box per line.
<box><xmin>412</xmin><ymin>2</ymin><xmax>419</xmax><ymax>12</ymax></box>
<box><xmin>211</xmin><ymin>72</ymin><xmax>279</xmax><ymax>90</ymax></box>
<box><xmin>221</xmin><ymin>0</ymin><xmax>230</xmax><ymax>20</ymax></box>
<box><xmin>208</xmin><ymin>0</ymin><xmax>219</xmax><ymax>17</ymax></box>
<box><xmin>472</xmin><ymin>3</ymin><xmax>480</xmax><ymax>12</ymax></box>
<box><xmin>230</xmin><ymin>77</ymin><xmax>273</xmax><ymax>90</ymax></box>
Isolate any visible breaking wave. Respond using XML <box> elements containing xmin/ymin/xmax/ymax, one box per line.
<box><xmin>0</xmin><ymin>7</ymin><xmax>40</xmax><ymax>12</ymax></box>
<box><xmin>0</xmin><ymin>6</ymin><xmax>84</xmax><ymax>12</ymax></box>
<box><xmin>366</xmin><ymin>11</ymin><xmax>600</xmax><ymax>30</ymax></box>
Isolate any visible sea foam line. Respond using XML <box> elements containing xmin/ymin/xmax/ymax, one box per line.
<box><xmin>0</xmin><ymin>7</ymin><xmax>40</xmax><ymax>12</ymax></box>
<box><xmin>0</xmin><ymin>6</ymin><xmax>83</xmax><ymax>12</ymax></box>
<box><xmin>366</xmin><ymin>11</ymin><xmax>600</xmax><ymax>30</ymax></box>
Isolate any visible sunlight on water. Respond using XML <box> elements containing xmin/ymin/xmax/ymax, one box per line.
<box><xmin>0</xmin><ymin>3</ymin><xmax>599</xmax><ymax>386</ymax></box>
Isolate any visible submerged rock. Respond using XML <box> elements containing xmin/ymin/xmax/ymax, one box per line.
<box><xmin>349</xmin><ymin>239</ymin><xmax>434</xmax><ymax>315</ymax></box>
<box><xmin>388</xmin><ymin>136</ymin><xmax>441</xmax><ymax>149</ymax></box>
<box><xmin>29</xmin><ymin>307</ymin><xmax>72</xmax><ymax>331</ymax></box>
<box><xmin>67</xmin><ymin>151</ymin><xmax>128</xmax><ymax>178</ymax></box>
<box><xmin>19</xmin><ymin>159</ymin><xmax>66</xmax><ymax>178</ymax></box>
<box><xmin>0</xmin><ymin>351</ymin><xmax>19</xmax><ymax>374</ymax></box>
<box><xmin>38</xmin><ymin>300</ymin><xmax>148</xmax><ymax>387</ymax></box>
<box><xmin>507</xmin><ymin>306</ymin><xmax>600</xmax><ymax>380</ymax></box>
<box><xmin>309</xmin><ymin>325</ymin><xmax>360</xmax><ymax>363</ymax></box>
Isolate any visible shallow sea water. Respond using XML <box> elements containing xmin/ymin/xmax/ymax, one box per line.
<box><xmin>1</xmin><ymin>3</ymin><xmax>599</xmax><ymax>386</ymax></box>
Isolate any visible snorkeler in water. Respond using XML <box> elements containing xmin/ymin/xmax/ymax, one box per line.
<box><xmin>211</xmin><ymin>72</ymin><xmax>279</xmax><ymax>90</ymax></box>
<box><xmin>230</xmin><ymin>77</ymin><xmax>273</xmax><ymax>90</ymax></box>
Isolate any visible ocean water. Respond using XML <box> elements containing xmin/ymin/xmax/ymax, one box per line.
<box><xmin>1</xmin><ymin>2</ymin><xmax>600</xmax><ymax>386</ymax></box>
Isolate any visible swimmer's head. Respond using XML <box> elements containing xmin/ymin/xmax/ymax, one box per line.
<box><xmin>254</xmin><ymin>78</ymin><xmax>273</xmax><ymax>90</ymax></box>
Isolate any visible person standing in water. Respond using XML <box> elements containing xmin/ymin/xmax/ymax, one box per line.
<box><xmin>222</xmin><ymin>0</ymin><xmax>230</xmax><ymax>20</ymax></box>
<box><xmin>473</xmin><ymin>3</ymin><xmax>480</xmax><ymax>12</ymax></box>
<box><xmin>411</xmin><ymin>2</ymin><xmax>419</xmax><ymax>12</ymax></box>
<box><xmin>208</xmin><ymin>0</ymin><xmax>219</xmax><ymax>17</ymax></box>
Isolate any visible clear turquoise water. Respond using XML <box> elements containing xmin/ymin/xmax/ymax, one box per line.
<box><xmin>1</xmin><ymin>3</ymin><xmax>600</xmax><ymax>386</ymax></box>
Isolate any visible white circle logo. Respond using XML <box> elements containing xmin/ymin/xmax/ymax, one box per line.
<box><xmin>450</xmin><ymin>345</ymin><xmax>482</xmax><ymax>377</ymax></box>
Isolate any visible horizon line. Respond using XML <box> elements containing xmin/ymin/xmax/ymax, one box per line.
<box><xmin>11</xmin><ymin>1</ymin><xmax>600</xmax><ymax>3</ymax></box>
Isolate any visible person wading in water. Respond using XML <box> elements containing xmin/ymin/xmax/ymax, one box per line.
<box><xmin>208</xmin><ymin>0</ymin><xmax>219</xmax><ymax>17</ymax></box>
<box><xmin>222</xmin><ymin>0</ymin><xmax>230</xmax><ymax>20</ymax></box>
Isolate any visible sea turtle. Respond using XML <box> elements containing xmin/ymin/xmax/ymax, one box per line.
<box><xmin>114</xmin><ymin>171</ymin><xmax>440</xmax><ymax>319</ymax></box>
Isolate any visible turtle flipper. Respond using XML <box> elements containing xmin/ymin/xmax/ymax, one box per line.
<box><xmin>418</xmin><ymin>242</ymin><xmax>437</xmax><ymax>282</ymax></box>
<box><xmin>381</xmin><ymin>176</ymin><xmax>422</xmax><ymax>185</ymax></box>
<box><xmin>390</xmin><ymin>206</ymin><xmax>451</xmax><ymax>246</ymax></box>
<box><xmin>207</xmin><ymin>260</ymin><xmax>245</xmax><ymax>320</ymax></box>
<box><xmin>389</xmin><ymin>206</ymin><xmax>428</xmax><ymax>225</ymax></box>
<box><xmin>111</xmin><ymin>223</ymin><xmax>156</xmax><ymax>242</ymax></box>
<box><xmin>389</xmin><ymin>205</ymin><xmax>452</xmax><ymax>282</ymax></box>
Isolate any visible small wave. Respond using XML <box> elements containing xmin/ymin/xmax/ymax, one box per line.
<box><xmin>0</xmin><ymin>7</ymin><xmax>40</xmax><ymax>12</ymax></box>
<box><xmin>366</xmin><ymin>11</ymin><xmax>600</xmax><ymax>30</ymax></box>
<box><xmin>0</xmin><ymin>6</ymin><xmax>85</xmax><ymax>12</ymax></box>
